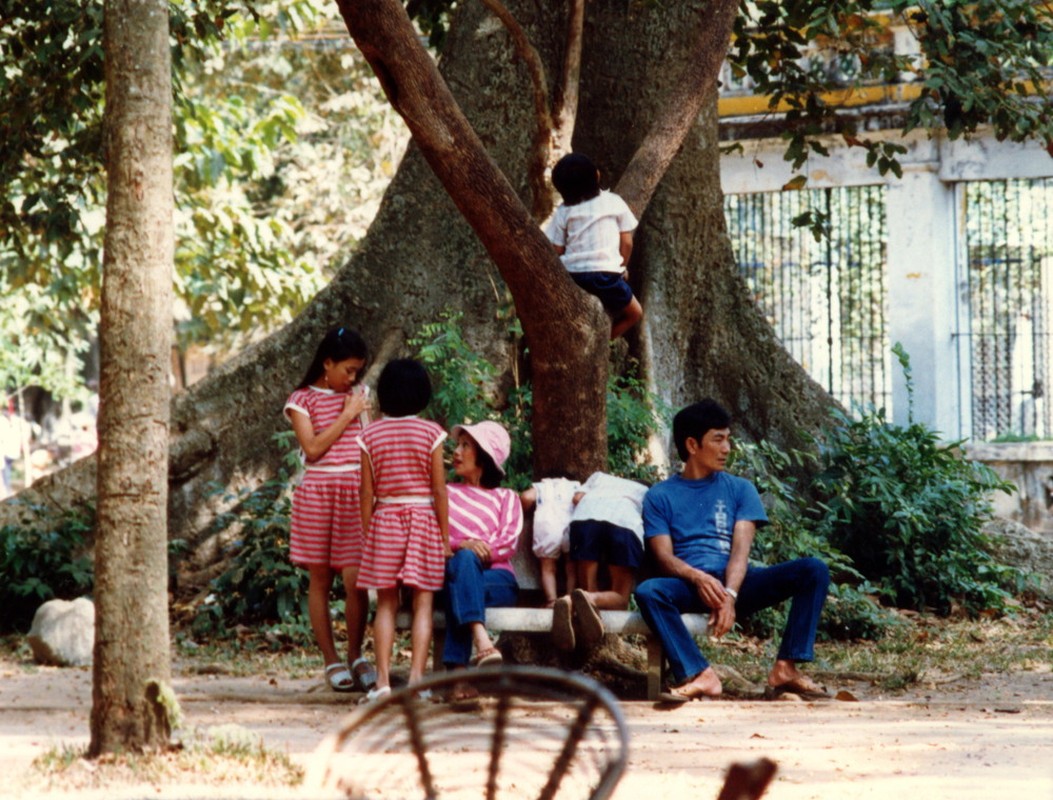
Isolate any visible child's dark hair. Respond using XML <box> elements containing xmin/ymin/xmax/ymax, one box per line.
<box><xmin>377</xmin><ymin>358</ymin><xmax>432</xmax><ymax>418</ymax></box>
<box><xmin>297</xmin><ymin>326</ymin><xmax>369</xmax><ymax>389</ymax></box>
<box><xmin>551</xmin><ymin>153</ymin><xmax>601</xmax><ymax>206</ymax></box>
<box><xmin>672</xmin><ymin>399</ymin><xmax>732</xmax><ymax>461</ymax></box>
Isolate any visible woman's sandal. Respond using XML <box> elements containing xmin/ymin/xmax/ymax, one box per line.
<box><xmin>350</xmin><ymin>657</ymin><xmax>377</xmax><ymax>692</ymax></box>
<box><xmin>469</xmin><ymin>647</ymin><xmax>504</xmax><ymax>668</ymax></box>
<box><xmin>325</xmin><ymin>662</ymin><xmax>355</xmax><ymax>693</ymax></box>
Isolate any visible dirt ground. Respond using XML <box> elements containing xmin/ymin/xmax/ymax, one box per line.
<box><xmin>1</xmin><ymin>655</ymin><xmax>1050</xmax><ymax>800</ymax></box>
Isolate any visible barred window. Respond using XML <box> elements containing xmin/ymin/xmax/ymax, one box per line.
<box><xmin>959</xmin><ymin>178</ymin><xmax>1053</xmax><ymax>441</ymax></box>
<box><xmin>725</xmin><ymin>186</ymin><xmax>890</xmax><ymax>416</ymax></box>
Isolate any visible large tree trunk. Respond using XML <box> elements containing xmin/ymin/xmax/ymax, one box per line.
<box><xmin>0</xmin><ymin>0</ymin><xmax>834</xmax><ymax>577</ymax></box>
<box><xmin>90</xmin><ymin>0</ymin><xmax>174</xmax><ymax>755</ymax></box>
<box><xmin>333</xmin><ymin>0</ymin><xmax>610</xmax><ymax>483</ymax></box>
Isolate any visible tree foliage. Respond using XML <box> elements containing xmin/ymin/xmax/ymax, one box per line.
<box><xmin>0</xmin><ymin>0</ymin><xmax>405</xmax><ymax>402</ymax></box>
<box><xmin>729</xmin><ymin>0</ymin><xmax>1053</xmax><ymax>175</ymax></box>
<box><xmin>3</xmin><ymin>0</ymin><xmax>1048</xmax><ymax>404</ymax></box>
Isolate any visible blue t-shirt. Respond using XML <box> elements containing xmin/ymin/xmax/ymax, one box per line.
<box><xmin>642</xmin><ymin>471</ymin><xmax>768</xmax><ymax>574</ymax></box>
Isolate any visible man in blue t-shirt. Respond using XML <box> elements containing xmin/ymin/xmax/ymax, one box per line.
<box><xmin>636</xmin><ymin>399</ymin><xmax>830</xmax><ymax>701</ymax></box>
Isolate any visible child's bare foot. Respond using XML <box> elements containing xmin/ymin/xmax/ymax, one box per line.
<box><xmin>551</xmin><ymin>596</ymin><xmax>575</xmax><ymax>650</ymax></box>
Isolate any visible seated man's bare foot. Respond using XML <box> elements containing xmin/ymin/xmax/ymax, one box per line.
<box><xmin>766</xmin><ymin>661</ymin><xmax>829</xmax><ymax>699</ymax></box>
<box><xmin>660</xmin><ymin>666</ymin><xmax>722</xmax><ymax>703</ymax></box>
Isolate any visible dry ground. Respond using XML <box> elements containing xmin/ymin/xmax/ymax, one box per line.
<box><xmin>0</xmin><ymin>650</ymin><xmax>1050</xmax><ymax>800</ymax></box>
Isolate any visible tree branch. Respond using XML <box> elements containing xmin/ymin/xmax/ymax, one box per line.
<box><xmin>333</xmin><ymin>0</ymin><xmax>609</xmax><ymax>480</ymax></box>
<box><xmin>550</xmin><ymin>0</ymin><xmax>584</xmax><ymax>160</ymax></box>
<box><xmin>478</xmin><ymin>0</ymin><xmax>555</xmax><ymax>219</ymax></box>
<box><xmin>615</xmin><ymin>0</ymin><xmax>739</xmax><ymax>218</ymax></box>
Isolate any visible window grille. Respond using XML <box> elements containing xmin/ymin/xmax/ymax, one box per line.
<box><xmin>959</xmin><ymin>178</ymin><xmax>1053</xmax><ymax>441</ymax></box>
<box><xmin>725</xmin><ymin>186</ymin><xmax>890</xmax><ymax>415</ymax></box>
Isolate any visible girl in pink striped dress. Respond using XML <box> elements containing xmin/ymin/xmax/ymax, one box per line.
<box><xmin>284</xmin><ymin>327</ymin><xmax>376</xmax><ymax>694</ymax></box>
<box><xmin>358</xmin><ymin>359</ymin><xmax>450</xmax><ymax>700</ymax></box>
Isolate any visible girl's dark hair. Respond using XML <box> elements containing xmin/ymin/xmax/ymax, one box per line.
<box><xmin>297</xmin><ymin>327</ymin><xmax>369</xmax><ymax>389</ymax></box>
<box><xmin>377</xmin><ymin>358</ymin><xmax>432</xmax><ymax>418</ymax></box>
<box><xmin>551</xmin><ymin>153</ymin><xmax>601</xmax><ymax>206</ymax></box>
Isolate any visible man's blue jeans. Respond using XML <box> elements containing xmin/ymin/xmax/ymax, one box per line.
<box><xmin>442</xmin><ymin>549</ymin><xmax>518</xmax><ymax>667</ymax></box>
<box><xmin>635</xmin><ymin>557</ymin><xmax>829</xmax><ymax>686</ymax></box>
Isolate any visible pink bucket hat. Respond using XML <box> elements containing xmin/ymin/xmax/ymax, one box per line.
<box><xmin>452</xmin><ymin>420</ymin><xmax>511</xmax><ymax>475</ymax></box>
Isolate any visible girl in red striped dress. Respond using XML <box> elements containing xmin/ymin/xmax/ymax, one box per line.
<box><xmin>357</xmin><ymin>359</ymin><xmax>450</xmax><ymax>701</ymax></box>
<box><xmin>284</xmin><ymin>327</ymin><xmax>376</xmax><ymax>694</ymax></box>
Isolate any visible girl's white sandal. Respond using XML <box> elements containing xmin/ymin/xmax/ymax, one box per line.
<box><xmin>359</xmin><ymin>685</ymin><xmax>392</xmax><ymax>705</ymax></box>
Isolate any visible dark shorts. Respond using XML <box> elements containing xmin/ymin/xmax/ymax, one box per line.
<box><xmin>570</xmin><ymin>271</ymin><xmax>635</xmax><ymax>315</ymax></box>
<box><xmin>568</xmin><ymin>520</ymin><xmax>644</xmax><ymax>569</ymax></box>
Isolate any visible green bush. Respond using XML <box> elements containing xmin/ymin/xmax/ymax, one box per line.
<box><xmin>0</xmin><ymin>504</ymin><xmax>95</xmax><ymax>633</ymax></box>
<box><xmin>813</xmin><ymin>405</ymin><xmax>1020</xmax><ymax>615</ymax></box>
<box><xmin>729</xmin><ymin>360</ymin><xmax>1025</xmax><ymax>633</ymax></box>
<box><xmin>415</xmin><ymin>311</ymin><xmax>667</xmax><ymax>490</ymax></box>
<box><xmin>192</xmin><ymin>434</ymin><xmax>311</xmax><ymax>639</ymax></box>
<box><xmin>730</xmin><ymin>440</ymin><xmax>899</xmax><ymax>641</ymax></box>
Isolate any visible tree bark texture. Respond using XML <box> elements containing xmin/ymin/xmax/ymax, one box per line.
<box><xmin>90</xmin><ymin>0</ymin><xmax>174</xmax><ymax>756</ymax></box>
<box><xmin>0</xmin><ymin>0</ymin><xmax>835</xmax><ymax>578</ymax></box>
<box><xmin>564</xmin><ymin>0</ymin><xmax>835</xmax><ymax>452</ymax></box>
<box><xmin>333</xmin><ymin>0</ymin><xmax>611</xmax><ymax>482</ymax></box>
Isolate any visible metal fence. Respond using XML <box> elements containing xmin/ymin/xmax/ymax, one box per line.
<box><xmin>958</xmin><ymin>178</ymin><xmax>1053</xmax><ymax>441</ymax></box>
<box><xmin>725</xmin><ymin>185</ymin><xmax>890</xmax><ymax>415</ymax></box>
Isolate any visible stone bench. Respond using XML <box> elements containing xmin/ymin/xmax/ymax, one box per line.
<box><xmin>394</xmin><ymin>516</ymin><xmax>709</xmax><ymax>700</ymax></box>
<box><xmin>396</xmin><ymin>605</ymin><xmax>708</xmax><ymax>701</ymax></box>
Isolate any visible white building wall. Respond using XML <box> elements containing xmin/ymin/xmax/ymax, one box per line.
<box><xmin>721</xmin><ymin>129</ymin><xmax>1053</xmax><ymax>437</ymax></box>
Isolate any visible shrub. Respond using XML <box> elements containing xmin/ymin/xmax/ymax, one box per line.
<box><xmin>730</xmin><ymin>440</ymin><xmax>898</xmax><ymax>641</ymax></box>
<box><xmin>192</xmin><ymin>434</ymin><xmax>311</xmax><ymax>639</ymax></box>
<box><xmin>415</xmin><ymin>311</ymin><xmax>666</xmax><ymax>489</ymax></box>
<box><xmin>0</xmin><ymin>504</ymin><xmax>95</xmax><ymax>633</ymax></box>
<box><xmin>812</xmin><ymin>406</ymin><xmax>1020</xmax><ymax>615</ymax></box>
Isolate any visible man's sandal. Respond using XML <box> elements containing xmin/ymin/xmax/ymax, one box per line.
<box><xmin>657</xmin><ymin>684</ymin><xmax>721</xmax><ymax>704</ymax></box>
<box><xmin>325</xmin><ymin>662</ymin><xmax>355</xmax><ymax>692</ymax></box>
<box><xmin>350</xmin><ymin>657</ymin><xmax>377</xmax><ymax>692</ymax></box>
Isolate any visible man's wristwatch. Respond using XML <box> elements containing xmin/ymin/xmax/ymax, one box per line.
<box><xmin>724</xmin><ymin>586</ymin><xmax>738</xmax><ymax>601</ymax></box>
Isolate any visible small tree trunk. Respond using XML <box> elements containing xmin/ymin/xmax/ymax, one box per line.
<box><xmin>90</xmin><ymin>0</ymin><xmax>174</xmax><ymax>756</ymax></box>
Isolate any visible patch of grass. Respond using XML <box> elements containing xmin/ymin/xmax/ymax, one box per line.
<box><xmin>711</xmin><ymin>608</ymin><xmax>1052</xmax><ymax>693</ymax></box>
<box><xmin>27</xmin><ymin>724</ymin><xmax>303</xmax><ymax>793</ymax></box>
<box><xmin>175</xmin><ymin>636</ymin><xmax>327</xmax><ymax>679</ymax></box>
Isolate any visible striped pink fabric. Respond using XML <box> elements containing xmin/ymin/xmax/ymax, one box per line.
<box><xmin>447</xmin><ymin>484</ymin><xmax>523</xmax><ymax>575</ymax></box>
<box><xmin>357</xmin><ymin>505</ymin><xmax>445</xmax><ymax>591</ymax></box>
<box><xmin>285</xmin><ymin>385</ymin><xmax>366</xmax><ymax>568</ymax></box>
<box><xmin>357</xmin><ymin>416</ymin><xmax>446</xmax><ymax>497</ymax></box>
<box><xmin>357</xmin><ymin>416</ymin><xmax>447</xmax><ymax>590</ymax></box>
<box><xmin>289</xmin><ymin>472</ymin><xmax>362</xmax><ymax>568</ymax></box>
<box><xmin>284</xmin><ymin>386</ymin><xmax>364</xmax><ymax>469</ymax></box>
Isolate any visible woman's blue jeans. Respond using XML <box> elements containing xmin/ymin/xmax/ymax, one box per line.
<box><xmin>635</xmin><ymin>557</ymin><xmax>830</xmax><ymax>685</ymax></box>
<box><xmin>442</xmin><ymin>549</ymin><xmax>518</xmax><ymax>667</ymax></box>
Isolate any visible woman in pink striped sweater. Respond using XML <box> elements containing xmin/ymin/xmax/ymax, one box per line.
<box><xmin>443</xmin><ymin>421</ymin><xmax>523</xmax><ymax>678</ymax></box>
